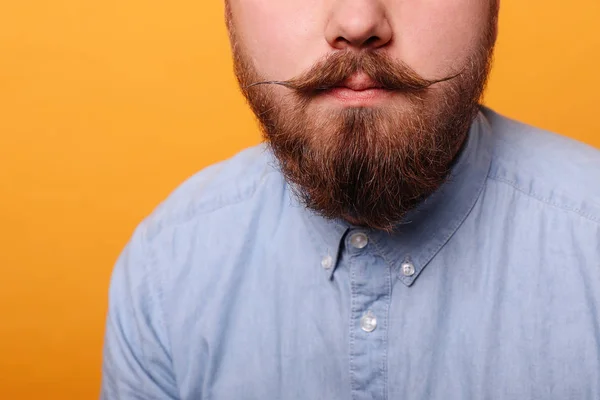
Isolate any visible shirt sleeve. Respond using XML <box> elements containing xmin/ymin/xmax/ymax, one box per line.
<box><xmin>101</xmin><ymin>225</ymin><xmax>178</xmax><ymax>400</ymax></box>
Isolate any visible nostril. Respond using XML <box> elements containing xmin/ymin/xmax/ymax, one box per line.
<box><xmin>335</xmin><ymin>36</ymin><xmax>350</xmax><ymax>45</ymax></box>
<box><xmin>334</xmin><ymin>35</ymin><xmax>383</xmax><ymax>49</ymax></box>
<box><xmin>363</xmin><ymin>36</ymin><xmax>380</xmax><ymax>47</ymax></box>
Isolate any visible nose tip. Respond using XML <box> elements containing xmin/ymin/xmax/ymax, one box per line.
<box><xmin>325</xmin><ymin>1</ymin><xmax>393</xmax><ymax>50</ymax></box>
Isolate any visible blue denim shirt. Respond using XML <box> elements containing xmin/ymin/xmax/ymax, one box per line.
<box><xmin>101</xmin><ymin>108</ymin><xmax>600</xmax><ymax>399</ymax></box>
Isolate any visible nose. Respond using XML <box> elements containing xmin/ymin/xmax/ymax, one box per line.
<box><xmin>325</xmin><ymin>0</ymin><xmax>393</xmax><ymax>50</ymax></box>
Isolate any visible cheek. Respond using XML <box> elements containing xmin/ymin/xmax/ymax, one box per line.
<box><xmin>231</xmin><ymin>0</ymin><xmax>328</xmax><ymax>80</ymax></box>
<box><xmin>391</xmin><ymin>1</ymin><xmax>490</xmax><ymax>77</ymax></box>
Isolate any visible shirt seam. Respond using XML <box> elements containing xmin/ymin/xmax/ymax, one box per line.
<box><xmin>382</xmin><ymin>260</ymin><xmax>391</xmax><ymax>400</ymax></box>
<box><xmin>146</xmin><ymin>168</ymin><xmax>280</xmax><ymax>243</ymax></box>
<box><xmin>140</xmin><ymin>223</ymin><xmax>179</xmax><ymax>395</ymax></box>
<box><xmin>349</xmin><ymin>254</ymin><xmax>358</xmax><ymax>400</ymax></box>
<box><xmin>487</xmin><ymin>174</ymin><xmax>600</xmax><ymax>226</ymax></box>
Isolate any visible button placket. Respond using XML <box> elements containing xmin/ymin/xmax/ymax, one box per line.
<box><xmin>347</xmin><ymin>232</ymin><xmax>391</xmax><ymax>399</ymax></box>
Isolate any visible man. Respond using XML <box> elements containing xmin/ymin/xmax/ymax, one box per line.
<box><xmin>101</xmin><ymin>0</ymin><xmax>600</xmax><ymax>399</ymax></box>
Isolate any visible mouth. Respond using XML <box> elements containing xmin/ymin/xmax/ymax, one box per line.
<box><xmin>323</xmin><ymin>73</ymin><xmax>392</xmax><ymax>105</ymax></box>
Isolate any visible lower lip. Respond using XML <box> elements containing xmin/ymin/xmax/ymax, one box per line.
<box><xmin>325</xmin><ymin>87</ymin><xmax>392</xmax><ymax>105</ymax></box>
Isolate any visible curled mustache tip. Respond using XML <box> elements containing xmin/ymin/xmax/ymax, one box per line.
<box><xmin>244</xmin><ymin>81</ymin><xmax>293</xmax><ymax>89</ymax></box>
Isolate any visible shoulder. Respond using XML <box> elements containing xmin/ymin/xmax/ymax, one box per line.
<box><xmin>482</xmin><ymin>107</ymin><xmax>600</xmax><ymax>224</ymax></box>
<box><xmin>140</xmin><ymin>143</ymin><xmax>286</xmax><ymax>242</ymax></box>
<box><xmin>112</xmin><ymin>143</ymin><xmax>289</xmax><ymax>301</ymax></box>
<box><xmin>103</xmin><ymin>146</ymin><xmax>284</xmax><ymax>396</ymax></box>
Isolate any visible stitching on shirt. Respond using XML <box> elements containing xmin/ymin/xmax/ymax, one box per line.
<box><xmin>382</xmin><ymin>260</ymin><xmax>391</xmax><ymax>400</ymax></box>
<box><xmin>414</xmin><ymin>172</ymin><xmax>490</xmax><ymax>280</ymax></box>
<box><xmin>371</xmin><ymin>238</ymin><xmax>413</xmax><ymax>286</ymax></box>
<box><xmin>488</xmin><ymin>174</ymin><xmax>600</xmax><ymax>226</ymax></box>
<box><xmin>348</xmin><ymin>254</ymin><xmax>357</xmax><ymax>399</ymax></box>
<box><xmin>140</xmin><ymin>225</ymin><xmax>178</xmax><ymax>392</ymax></box>
<box><xmin>370</xmin><ymin>239</ymin><xmax>394</xmax><ymax>272</ymax></box>
<box><xmin>138</xmin><ymin>230</ymin><xmax>151</xmax><ymax>395</ymax></box>
<box><xmin>370</xmin><ymin>161</ymin><xmax>491</xmax><ymax>288</ymax></box>
<box><xmin>186</xmin><ymin>168</ymin><xmax>280</xmax><ymax>219</ymax></box>
<box><xmin>146</xmin><ymin>168</ymin><xmax>280</xmax><ymax>242</ymax></box>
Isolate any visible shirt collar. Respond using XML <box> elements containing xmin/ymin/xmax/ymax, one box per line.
<box><xmin>297</xmin><ymin>109</ymin><xmax>493</xmax><ymax>284</ymax></box>
<box><xmin>302</xmin><ymin>207</ymin><xmax>349</xmax><ymax>280</ymax></box>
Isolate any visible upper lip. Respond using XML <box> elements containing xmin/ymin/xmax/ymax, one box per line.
<box><xmin>337</xmin><ymin>74</ymin><xmax>383</xmax><ymax>91</ymax></box>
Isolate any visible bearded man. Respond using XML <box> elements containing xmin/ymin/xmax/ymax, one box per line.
<box><xmin>101</xmin><ymin>1</ymin><xmax>600</xmax><ymax>399</ymax></box>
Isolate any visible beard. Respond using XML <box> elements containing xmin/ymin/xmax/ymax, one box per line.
<box><xmin>227</xmin><ymin>8</ymin><xmax>497</xmax><ymax>232</ymax></box>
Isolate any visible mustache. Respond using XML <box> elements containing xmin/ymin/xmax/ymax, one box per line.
<box><xmin>244</xmin><ymin>50</ymin><xmax>461</xmax><ymax>95</ymax></box>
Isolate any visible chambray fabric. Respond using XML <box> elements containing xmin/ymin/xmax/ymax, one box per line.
<box><xmin>101</xmin><ymin>107</ymin><xmax>600</xmax><ymax>400</ymax></box>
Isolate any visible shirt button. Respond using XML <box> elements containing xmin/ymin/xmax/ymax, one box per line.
<box><xmin>321</xmin><ymin>255</ymin><xmax>333</xmax><ymax>270</ymax></box>
<box><xmin>349</xmin><ymin>232</ymin><xmax>369</xmax><ymax>249</ymax></box>
<box><xmin>360</xmin><ymin>311</ymin><xmax>377</xmax><ymax>332</ymax></box>
<box><xmin>401</xmin><ymin>261</ymin><xmax>416</xmax><ymax>277</ymax></box>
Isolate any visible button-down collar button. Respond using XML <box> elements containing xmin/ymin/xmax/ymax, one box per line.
<box><xmin>401</xmin><ymin>261</ymin><xmax>416</xmax><ymax>277</ymax></box>
<box><xmin>360</xmin><ymin>311</ymin><xmax>377</xmax><ymax>332</ymax></box>
<box><xmin>349</xmin><ymin>232</ymin><xmax>369</xmax><ymax>249</ymax></box>
<box><xmin>321</xmin><ymin>255</ymin><xmax>333</xmax><ymax>270</ymax></box>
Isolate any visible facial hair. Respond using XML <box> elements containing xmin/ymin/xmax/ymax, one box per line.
<box><xmin>227</xmin><ymin>6</ymin><xmax>497</xmax><ymax>232</ymax></box>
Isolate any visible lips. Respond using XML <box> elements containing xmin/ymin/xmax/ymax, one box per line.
<box><xmin>323</xmin><ymin>73</ymin><xmax>392</xmax><ymax>105</ymax></box>
<box><xmin>336</xmin><ymin>73</ymin><xmax>383</xmax><ymax>91</ymax></box>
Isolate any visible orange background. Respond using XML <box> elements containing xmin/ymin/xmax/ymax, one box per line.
<box><xmin>1</xmin><ymin>1</ymin><xmax>599</xmax><ymax>398</ymax></box>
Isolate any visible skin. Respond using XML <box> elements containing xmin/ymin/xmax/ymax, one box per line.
<box><xmin>227</xmin><ymin>0</ymin><xmax>497</xmax><ymax>100</ymax></box>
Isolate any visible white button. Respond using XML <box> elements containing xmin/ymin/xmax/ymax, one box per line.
<box><xmin>321</xmin><ymin>255</ymin><xmax>333</xmax><ymax>270</ymax></box>
<box><xmin>350</xmin><ymin>232</ymin><xmax>369</xmax><ymax>249</ymax></box>
<box><xmin>361</xmin><ymin>311</ymin><xmax>377</xmax><ymax>332</ymax></box>
<box><xmin>401</xmin><ymin>261</ymin><xmax>416</xmax><ymax>277</ymax></box>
